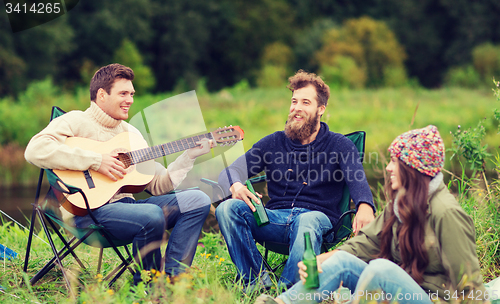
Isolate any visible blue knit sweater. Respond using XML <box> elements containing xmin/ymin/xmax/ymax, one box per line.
<box><xmin>218</xmin><ymin>122</ymin><xmax>374</xmax><ymax>225</ymax></box>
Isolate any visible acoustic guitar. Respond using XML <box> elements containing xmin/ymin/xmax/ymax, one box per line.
<box><xmin>54</xmin><ymin>126</ymin><xmax>244</xmax><ymax>215</ymax></box>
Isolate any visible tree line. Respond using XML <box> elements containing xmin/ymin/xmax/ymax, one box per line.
<box><xmin>1</xmin><ymin>0</ymin><xmax>500</xmax><ymax>97</ymax></box>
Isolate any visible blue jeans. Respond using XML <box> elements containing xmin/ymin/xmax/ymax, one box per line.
<box><xmin>74</xmin><ymin>190</ymin><xmax>211</xmax><ymax>284</ymax></box>
<box><xmin>215</xmin><ymin>199</ymin><xmax>334</xmax><ymax>286</ymax></box>
<box><xmin>278</xmin><ymin>251</ymin><xmax>433</xmax><ymax>304</ymax></box>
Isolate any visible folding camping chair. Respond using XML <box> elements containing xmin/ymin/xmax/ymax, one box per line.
<box><xmin>202</xmin><ymin>131</ymin><xmax>366</xmax><ymax>274</ymax></box>
<box><xmin>23</xmin><ymin>106</ymin><xmax>135</xmax><ymax>295</ymax></box>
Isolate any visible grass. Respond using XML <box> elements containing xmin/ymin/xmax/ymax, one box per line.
<box><xmin>0</xmin><ymin>169</ymin><xmax>499</xmax><ymax>303</ymax></box>
<box><xmin>0</xmin><ymin>84</ymin><xmax>499</xmax><ymax>302</ymax></box>
<box><xmin>0</xmin><ymin>218</ymin><xmax>292</xmax><ymax>304</ymax></box>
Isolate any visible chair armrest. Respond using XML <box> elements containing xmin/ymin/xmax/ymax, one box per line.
<box><xmin>201</xmin><ymin>175</ymin><xmax>267</xmax><ymax>205</ymax></box>
<box><xmin>331</xmin><ymin>209</ymin><xmax>356</xmax><ymax>234</ymax></box>
<box><xmin>45</xmin><ymin>169</ymin><xmax>81</xmax><ymax>195</ymax></box>
<box><xmin>201</xmin><ymin>178</ymin><xmax>230</xmax><ymax>204</ymax></box>
<box><xmin>200</xmin><ymin>178</ymin><xmax>220</xmax><ymax>188</ymax></box>
<box><xmin>324</xmin><ymin>209</ymin><xmax>356</xmax><ymax>239</ymax></box>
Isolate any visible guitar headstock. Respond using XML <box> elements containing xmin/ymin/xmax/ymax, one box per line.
<box><xmin>212</xmin><ymin>126</ymin><xmax>245</xmax><ymax>146</ymax></box>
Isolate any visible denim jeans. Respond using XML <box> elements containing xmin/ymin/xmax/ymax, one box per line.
<box><xmin>277</xmin><ymin>250</ymin><xmax>433</xmax><ymax>304</ymax></box>
<box><xmin>215</xmin><ymin>199</ymin><xmax>334</xmax><ymax>287</ymax></box>
<box><xmin>74</xmin><ymin>189</ymin><xmax>211</xmax><ymax>284</ymax></box>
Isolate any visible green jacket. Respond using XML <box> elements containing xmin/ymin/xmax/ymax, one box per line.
<box><xmin>338</xmin><ymin>181</ymin><xmax>486</xmax><ymax>300</ymax></box>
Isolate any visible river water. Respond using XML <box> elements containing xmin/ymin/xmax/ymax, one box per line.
<box><xmin>1</xmin><ymin>186</ymin><xmax>42</xmax><ymax>229</ymax></box>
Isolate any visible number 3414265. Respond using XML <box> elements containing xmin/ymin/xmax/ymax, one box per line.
<box><xmin>5</xmin><ymin>2</ymin><xmax>62</xmax><ymax>14</ymax></box>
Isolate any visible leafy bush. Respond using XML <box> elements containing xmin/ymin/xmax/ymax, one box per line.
<box><xmin>257</xmin><ymin>42</ymin><xmax>294</xmax><ymax>88</ymax></box>
<box><xmin>315</xmin><ymin>16</ymin><xmax>407</xmax><ymax>88</ymax></box>
<box><xmin>383</xmin><ymin>66</ymin><xmax>409</xmax><ymax>88</ymax></box>
<box><xmin>472</xmin><ymin>43</ymin><xmax>500</xmax><ymax>83</ymax></box>
<box><xmin>293</xmin><ymin>18</ymin><xmax>338</xmax><ymax>72</ymax></box>
<box><xmin>320</xmin><ymin>56</ymin><xmax>366</xmax><ymax>89</ymax></box>
<box><xmin>256</xmin><ymin>65</ymin><xmax>288</xmax><ymax>88</ymax></box>
<box><xmin>444</xmin><ymin>65</ymin><xmax>482</xmax><ymax>88</ymax></box>
<box><xmin>113</xmin><ymin>39</ymin><xmax>156</xmax><ymax>94</ymax></box>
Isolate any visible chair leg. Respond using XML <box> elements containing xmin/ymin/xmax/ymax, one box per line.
<box><xmin>105</xmin><ymin>255</ymin><xmax>133</xmax><ymax>287</ymax></box>
<box><xmin>260</xmin><ymin>246</ymin><xmax>274</xmax><ymax>272</ymax></box>
<box><xmin>123</xmin><ymin>245</ymin><xmax>136</xmax><ymax>276</ymax></box>
<box><xmin>99</xmin><ymin>234</ymin><xmax>135</xmax><ymax>284</ymax></box>
<box><xmin>36</xmin><ymin>209</ymin><xmax>74</xmax><ymax>297</ymax></box>
<box><xmin>25</xmin><ymin>169</ymin><xmax>45</xmax><ymax>273</ymax></box>
<box><xmin>104</xmin><ymin>245</ymin><xmax>135</xmax><ymax>287</ymax></box>
<box><xmin>23</xmin><ymin>205</ymin><xmax>38</xmax><ymax>272</ymax></box>
<box><xmin>30</xmin><ymin>230</ymin><xmax>93</xmax><ymax>288</ymax></box>
<box><xmin>97</xmin><ymin>248</ymin><xmax>103</xmax><ymax>274</ymax></box>
<box><xmin>46</xmin><ymin>218</ymin><xmax>86</xmax><ymax>269</ymax></box>
<box><xmin>259</xmin><ymin>243</ymin><xmax>287</xmax><ymax>273</ymax></box>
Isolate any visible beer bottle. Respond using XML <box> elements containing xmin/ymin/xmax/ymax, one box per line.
<box><xmin>303</xmin><ymin>232</ymin><xmax>320</xmax><ymax>289</ymax></box>
<box><xmin>245</xmin><ymin>180</ymin><xmax>270</xmax><ymax>227</ymax></box>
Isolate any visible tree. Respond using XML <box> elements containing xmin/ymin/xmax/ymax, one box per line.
<box><xmin>257</xmin><ymin>42</ymin><xmax>294</xmax><ymax>87</ymax></box>
<box><xmin>0</xmin><ymin>17</ymin><xmax>26</xmax><ymax>96</ymax></box>
<box><xmin>316</xmin><ymin>16</ymin><xmax>407</xmax><ymax>88</ymax></box>
<box><xmin>63</xmin><ymin>0</ymin><xmax>154</xmax><ymax>86</ymax></box>
<box><xmin>113</xmin><ymin>39</ymin><xmax>156</xmax><ymax>94</ymax></box>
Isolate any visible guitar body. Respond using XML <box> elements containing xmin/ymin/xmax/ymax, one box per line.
<box><xmin>54</xmin><ymin>132</ymin><xmax>156</xmax><ymax>216</ymax></box>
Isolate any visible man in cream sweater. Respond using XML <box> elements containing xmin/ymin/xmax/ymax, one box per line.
<box><xmin>25</xmin><ymin>63</ymin><xmax>213</xmax><ymax>285</ymax></box>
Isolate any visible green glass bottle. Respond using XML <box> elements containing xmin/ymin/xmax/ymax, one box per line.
<box><xmin>303</xmin><ymin>232</ymin><xmax>320</xmax><ymax>289</ymax></box>
<box><xmin>245</xmin><ymin>180</ymin><xmax>270</xmax><ymax>227</ymax></box>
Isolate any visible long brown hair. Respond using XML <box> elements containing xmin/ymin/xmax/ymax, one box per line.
<box><xmin>379</xmin><ymin>159</ymin><xmax>431</xmax><ymax>283</ymax></box>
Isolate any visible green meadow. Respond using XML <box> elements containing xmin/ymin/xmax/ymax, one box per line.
<box><xmin>1</xmin><ymin>80</ymin><xmax>499</xmax><ymax>187</ymax></box>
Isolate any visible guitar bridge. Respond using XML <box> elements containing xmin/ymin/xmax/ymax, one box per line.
<box><xmin>83</xmin><ymin>170</ymin><xmax>95</xmax><ymax>189</ymax></box>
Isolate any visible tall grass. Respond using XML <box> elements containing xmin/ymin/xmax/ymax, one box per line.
<box><xmin>0</xmin><ymin>167</ymin><xmax>499</xmax><ymax>303</ymax></box>
<box><xmin>0</xmin><ymin>219</ymin><xmax>293</xmax><ymax>304</ymax></box>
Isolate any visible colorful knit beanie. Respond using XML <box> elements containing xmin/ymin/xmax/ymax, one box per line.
<box><xmin>388</xmin><ymin>125</ymin><xmax>445</xmax><ymax>177</ymax></box>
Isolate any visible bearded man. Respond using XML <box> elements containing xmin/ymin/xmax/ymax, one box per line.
<box><xmin>215</xmin><ymin>70</ymin><xmax>375</xmax><ymax>290</ymax></box>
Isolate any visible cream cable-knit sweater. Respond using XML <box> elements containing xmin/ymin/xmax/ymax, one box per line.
<box><xmin>25</xmin><ymin>102</ymin><xmax>196</xmax><ymax>205</ymax></box>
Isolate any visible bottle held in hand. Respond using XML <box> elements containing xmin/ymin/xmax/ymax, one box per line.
<box><xmin>245</xmin><ymin>180</ymin><xmax>270</xmax><ymax>227</ymax></box>
<box><xmin>303</xmin><ymin>232</ymin><xmax>320</xmax><ymax>289</ymax></box>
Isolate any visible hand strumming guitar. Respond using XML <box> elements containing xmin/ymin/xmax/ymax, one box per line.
<box><xmin>98</xmin><ymin>153</ymin><xmax>127</xmax><ymax>181</ymax></box>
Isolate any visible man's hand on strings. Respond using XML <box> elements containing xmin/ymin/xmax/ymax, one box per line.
<box><xmin>98</xmin><ymin>153</ymin><xmax>127</xmax><ymax>181</ymax></box>
<box><xmin>187</xmin><ymin>138</ymin><xmax>216</xmax><ymax>159</ymax></box>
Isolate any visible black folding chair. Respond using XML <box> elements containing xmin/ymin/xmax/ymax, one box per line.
<box><xmin>23</xmin><ymin>106</ymin><xmax>135</xmax><ymax>295</ymax></box>
<box><xmin>202</xmin><ymin>131</ymin><xmax>366</xmax><ymax>274</ymax></box>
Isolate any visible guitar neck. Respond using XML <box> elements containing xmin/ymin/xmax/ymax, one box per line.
<box><xmin>127</xmin><ymin>133</ymin><xmax>213</xmax><ymax>165</ymax></box>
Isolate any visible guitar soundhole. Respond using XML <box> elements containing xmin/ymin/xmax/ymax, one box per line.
<box><xmin>115</xmin><ymin>150</ymin><xmax>135</xmax><ymax>174</ymax></box>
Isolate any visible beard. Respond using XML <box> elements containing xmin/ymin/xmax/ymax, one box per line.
<box><xmin>284</xmin><ymin>109</ymin><xmax>320</xmax><ymax>142</ymax></box>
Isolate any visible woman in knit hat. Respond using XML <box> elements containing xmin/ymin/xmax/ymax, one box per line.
<box><xmin>256</xmin><ymin>125</ymin><xmax>487</xmax><ymax>304</ymax></box>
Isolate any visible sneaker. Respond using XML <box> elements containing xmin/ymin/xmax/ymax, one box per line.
<box><xmin>254</xmin><ymin>294</ymin><xmax>278</xmax><ymax>304</ymax></box>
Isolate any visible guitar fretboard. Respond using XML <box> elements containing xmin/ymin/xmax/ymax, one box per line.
<box><xmin>125</xmin><ymin>133</ymin><xmax>213</xmax><ymax>165</ymax></box>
